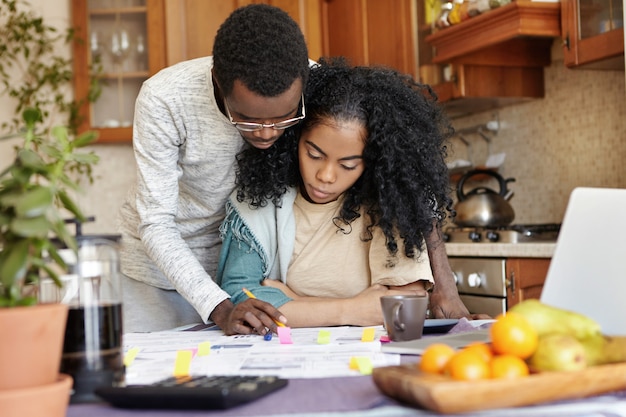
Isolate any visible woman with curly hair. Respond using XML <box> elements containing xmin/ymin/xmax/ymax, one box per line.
<box><xmin>216</xmin><ymin>58</ymin><xmax>471</xmax><ymax>327</ymax></box>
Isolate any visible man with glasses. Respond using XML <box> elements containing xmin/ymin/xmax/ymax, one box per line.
<box><xmin>224</xmin><ymin>94</ymin><xmax>306</xmax><ymax>134</ymax></box>
<box><xmin>118</xmin><ymin>4</ymin><xmax>308</xmax><ymax>334</ymax></box>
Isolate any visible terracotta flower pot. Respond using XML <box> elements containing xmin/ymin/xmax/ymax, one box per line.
<box><xmin>0</xmin><ymin>373</ymin><xmax>72</xmax><ymax>417</ymax></box>
<box><xmin>0</xmin><ymin>303</ymin><xmax>68</xmax><ymax>389</ymax></box>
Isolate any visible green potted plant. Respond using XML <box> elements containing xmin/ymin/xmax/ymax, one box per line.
<box><xmin>0</xmin><ymin>0</ymin><xmax>100</xmax><ymax>415</ymax></box>
<box><xmin>0</xmin><ymin>109</ymin><xmax>99</xmax><ymax>410</ymax></box>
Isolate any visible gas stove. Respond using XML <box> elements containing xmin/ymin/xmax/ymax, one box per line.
<box><xmin>443</xmin><ymin>223</ymin><xmax>560</xmax><ymax>244</ymax></box>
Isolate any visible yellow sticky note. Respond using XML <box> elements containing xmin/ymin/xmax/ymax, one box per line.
<box><xmin>317</xmin><ymin>330</ymin><xmax>331</xmax><ymax>344</ymax></box>
<box><xmin>123</xmin><ymin>347</ymin><xmax>140</xmax><ymax>367</ymax></box>
<box><xmin>349</xmin><ymin>356</ymin><xmax>360</xmax><ymax>370</ymax></box>
<box><xmin>173</xmin><ymin>350</ymin><xmax>193</xmax><ymax>377</ymax></box>
<box><xmin>361</xmin><ymin>328</ymin><xmax>375</xmax><ymax>342</ymax></box>
<box><xmin>197</xmin><ymin>341</ymin><xmax>211</xmax><ymax>356</ymax></box>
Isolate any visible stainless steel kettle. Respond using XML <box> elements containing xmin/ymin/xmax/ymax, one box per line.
<box><xmin>454</xmin><ymin>169</ymin><xmax>516</xmax><ymax>228</ymax></box>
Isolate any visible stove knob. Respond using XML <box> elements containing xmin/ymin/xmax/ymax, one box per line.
<box><xmin>468</xmin><ymin>231</ymin><xmax>481</xmax><ymax>242</ymax></box>
<box><xmin>486</xmin><ymin>230</ymin><xmax>500</xmax><ymax>242</ymax></box>
<box><xmin>467</xmin><ymin>272</ymin><xmax>482</xmax><ymax>288</ymax></box>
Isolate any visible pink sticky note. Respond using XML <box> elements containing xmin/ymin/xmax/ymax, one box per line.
<box><xmin>277</xmin><ymin>326</ymin><xmax>293</xmax><ymax>344</ymax></box>
<box><xmin>380</xmin><ymin>335</ymin><xmax>391</xmax><ymax>343</ymax></box>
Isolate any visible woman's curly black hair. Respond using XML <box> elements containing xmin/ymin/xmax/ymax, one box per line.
<box><xmin>236</xmin><ymin>58</ymin><xmax>455</xmax><ymax>259</ymax></box>
<box><xmin>212</xmin><ymin>4</ymin><xmax>309</xmax><ymax>97</ymax></box>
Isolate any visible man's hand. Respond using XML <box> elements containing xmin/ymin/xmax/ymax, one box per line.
<box><xmin>210</xmin><ymin>299</ymin><xmax>288</xmax><ymax>336</ymax></box>
<box><xmin>428</xmin><ymin>284</ymin><xmax>470</xmax><ymax>319</ymax></box>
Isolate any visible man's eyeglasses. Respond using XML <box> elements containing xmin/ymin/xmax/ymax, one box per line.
<box><xmin>224</xmin><ymin>94</ymin><xmax>305</xmax><ymax>132</ymax></box>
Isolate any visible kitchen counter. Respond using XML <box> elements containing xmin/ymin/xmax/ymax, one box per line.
<box><xmin>445</xmin><ymin>242</ymin><xmax>556</xmax><ymax>258</ymax></box>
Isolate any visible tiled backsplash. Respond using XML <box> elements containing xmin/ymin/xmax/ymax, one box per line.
<box><xmin>447</xmin><ymin>42</ymin><xmax>626</xmax><ymax>225</ymax></box>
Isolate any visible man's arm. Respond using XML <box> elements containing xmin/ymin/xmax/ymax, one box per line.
<box><xmin>425</xmin><ymin>224</ymin><xmax>473</xmax><ymax>319</ymax></box>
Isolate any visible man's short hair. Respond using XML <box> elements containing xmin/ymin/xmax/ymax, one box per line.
<box><xmin>213</xmin><ymin>4</ymin><xmax>309</xmax><ymax>97</ymax></box>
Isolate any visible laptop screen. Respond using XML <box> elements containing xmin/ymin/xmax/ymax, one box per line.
<box><xmin>540</xmin><ymin>187</ymin><xmax>626</xmax><ymax>336</ymax></box>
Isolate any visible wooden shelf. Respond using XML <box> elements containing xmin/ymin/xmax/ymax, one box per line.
<box><xmin>426</xmin><ymin>0</ymin><xmax>561</xmax><ymax>63</ymax></box>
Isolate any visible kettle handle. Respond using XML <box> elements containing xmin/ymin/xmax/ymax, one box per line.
<box><xmin>456</xmin><ymin>169</ymin><xmax>515</xmax><ymax>201</ymax></box>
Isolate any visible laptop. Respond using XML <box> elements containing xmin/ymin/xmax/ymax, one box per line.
<box><xmin>540</xmin><ymin>187</ymin><xmax>626</xmax><ymax>336</ymax></box>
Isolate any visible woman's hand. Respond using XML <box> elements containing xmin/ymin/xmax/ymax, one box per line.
<box><xmin>262</xmin><ymin>279</ymin><xmax>300</xmax><ymax>299</ymax></box>
<box><xmin>343</xmin><ymin>284</ymin><xmax>426</xmax><ymax>326</ymax></box>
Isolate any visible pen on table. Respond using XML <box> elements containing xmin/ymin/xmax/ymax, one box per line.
<box><xmin>242</xmin><ymin>287</ymin><xmax>286</xmax><ymax>327</ymax></box>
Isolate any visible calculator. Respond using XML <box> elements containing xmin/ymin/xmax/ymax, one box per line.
<box><xmin>94</xmin><ymin>375</ymin><xmax>288</xmax><ymax>410</ymax></box>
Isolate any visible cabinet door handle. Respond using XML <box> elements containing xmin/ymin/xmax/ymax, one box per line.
<box><xmin>507</xmin><ymin>271</ymin><xmax>516</xmax><ymax>294</ymax></box>
<box><xmin>563</xmin><ymin>33</ymin><xmax>570</xmax><ymax>51</ymax></box>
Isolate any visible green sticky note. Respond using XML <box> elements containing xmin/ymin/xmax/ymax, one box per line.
<box><xmin>355</xmin><ymin>357</ymin><xmax>373</xmax><ymax>375</ymax></box>
<box><xmin>123</xmin><ymin>347</ymin><xmax>140</xmax><ymax>367</ymax></box>
<box><xmin>317</xmin><ymin>330</ymin><xmax>331</xmax><ymax>344</ymax></box>
<box><xmin>197</xmin><ymin>341</ymin><xmax>211</xmax><ymax>356</ymax></box>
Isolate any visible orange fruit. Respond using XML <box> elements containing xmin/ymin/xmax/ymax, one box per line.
<box><xmin>490</xmin><ymin>354</ymin><xmax>530</xmax><ymax>379</ymax></box>
<box><xmin>490</xmin><ymin>312</ymin><xmax>538</xmax><ymax>359</ymax></box>
<box><xmin>419</xmin><ymin>343</ymin><xmax>456</xmax><ymax>374</ymax></box>
<box><xmin>445</xmin><ymin>349</ymin><xmax>490</xmax><ymax>381</ymax></box>
<box><xmin>461</xmin><ymin>342</ymin><xmax>494</xmax><ymax>363</ymax></box>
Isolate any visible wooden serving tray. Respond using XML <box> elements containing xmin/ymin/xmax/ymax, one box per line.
<box><xmin>372</xmin><ymin>363</ymin><xmax>626</xmax><ymax>414</ymax></box>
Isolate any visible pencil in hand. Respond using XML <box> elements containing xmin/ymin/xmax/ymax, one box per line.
<box><xmin>242</xmin><ymin>287</ymin><xmax>286</xmax><ymax>327</ymax></box>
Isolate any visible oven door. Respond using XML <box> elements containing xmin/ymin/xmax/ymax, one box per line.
<box><xmin>449</xmin><ymin>258</ymin><xmax>507</xmax><ymax>297</ymax></box>
<box><xmin>459</xmin><ymin>294</ymin><xmax>506</xmax><ymax>317</ymax></box>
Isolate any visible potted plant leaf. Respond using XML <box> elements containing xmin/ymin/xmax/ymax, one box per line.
<box><xmin>0</xmin><ymin>109</ymin><xmax>99</xmax><ymax>416</ymax></box>
<box><xmin>0</xmin><ymin>0</ymin><xmax>101</xmax><ymax>415</ymax></box>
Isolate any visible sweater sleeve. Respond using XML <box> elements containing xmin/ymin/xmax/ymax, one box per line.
<box><xmin>217</xmin><ymin>209</ymin><xmax>292</xmax><ymax>309</ymax></box>
<box><xmin>132</xmin><ymin>80</ymin><xmax>229</xmax><ymax>322</ymax></box>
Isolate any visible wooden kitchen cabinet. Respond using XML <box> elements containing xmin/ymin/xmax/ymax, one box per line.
<box><xmin>72</xmin><ymin>0</ymin><xmax>167</xmax><ymax>143</ymax></box>
<box><xmin>320</xmin><ymin>0</ymin><xmax>418</xmax><ymax>78</ymax></box>
<box><xmin>506</xmin><ymin>258</ymin><xmax>551</xmax><ymax>309</ymax></box>
<box><xmin>419</xmin><ymin>0</ymin><xmax>561</xmax><ymax>118</ymax></box>
<box><xmin>561</xmin><ymin>0</ymin><xmax>625</xmax><ymax>69</ymax></box>
<box><xmin>431</xmin><ymin>58</ymin><xmax>548</xmax><ymax>118</ymax></box>
<box><xmin>164</xmin><ymin>0</ymin><xmax>323</xmax><ymax>67</ymax></box>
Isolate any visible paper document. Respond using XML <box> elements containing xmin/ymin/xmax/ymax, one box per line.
<box><xmin>123</xmin><ymin>325</ymin><xmax>399</xmax><ymax>385</ymax></box>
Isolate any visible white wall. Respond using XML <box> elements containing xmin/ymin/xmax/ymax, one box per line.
<box><xmin>0</xmin><ymin>0</ymin><xmax>136</xmax><ymax>235</ymax></box>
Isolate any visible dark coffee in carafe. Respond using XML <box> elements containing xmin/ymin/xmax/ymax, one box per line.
<box><xmin>61</xmin><ymin>303</ymin><xmax>124</xmax><ymax>403</ymax></box>
<box><xmin>47</xmin><ymin>238</ymin><xmax>125</xmax><ymax>403</ymax></box>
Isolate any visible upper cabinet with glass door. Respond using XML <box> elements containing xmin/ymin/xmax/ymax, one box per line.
<box><xmin>562</xmin><ymin>0</ymin><xmax>624</xmax><ymax>69</ymax></box>
<box><xmin>72</xmin><ymin>0</ymin><xmax>166</xmax><ymax>143</ymax></box>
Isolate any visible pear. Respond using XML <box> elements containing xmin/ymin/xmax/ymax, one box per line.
<box><xmin>528</xmin><ymin>334</ymin><xmax>587</xmax><ymax>372</ymax></box>
<box><xmin>509</xmin><ymin>300</ymin><xmax>601</xmax><ymax>340</ymax></box>
<box><xmin>580</xmin><ymin>334</ymin><xmax>626</xmax><ymax>366</ymax></box>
